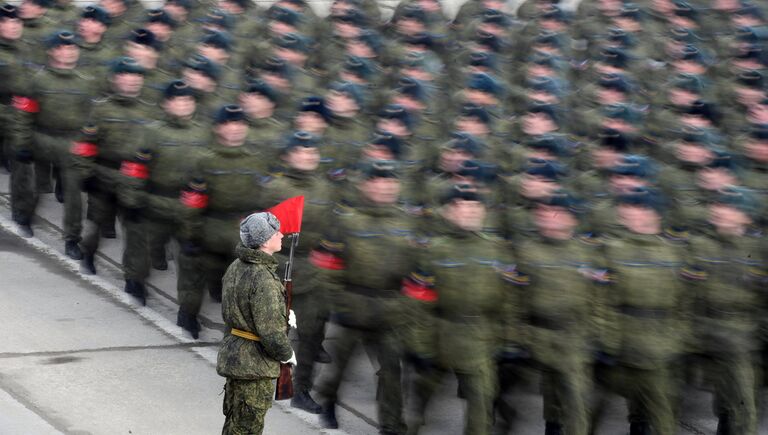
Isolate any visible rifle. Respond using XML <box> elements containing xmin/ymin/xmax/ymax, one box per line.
<box><xmin>275</xmin><ymin>233</ymin><xmax>299</xmax><ymax>400</ymax></box>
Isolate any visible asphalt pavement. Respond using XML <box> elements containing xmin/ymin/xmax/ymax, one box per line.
<box><xmin>0</xmin><ymin>171</ymin><xmax>763</xmax><ymax>434</ymax></box>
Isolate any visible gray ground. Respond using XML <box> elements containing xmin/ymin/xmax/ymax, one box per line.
<box><xmin>0</xmin><ymin>171</ymin><xmax>765</xmax><ymax>435</ymax></box>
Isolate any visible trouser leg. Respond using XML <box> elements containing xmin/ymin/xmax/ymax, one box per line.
<box><xmin>10</xmin><ymin>160</ymin><xmax>36</xmax><ymax>223</ymax></box>
<box><xmin>122</xmin><ymin>211</ymin><xmax>150</xmax><ymax>282</ymax></box>
<box><xmin>61</xmin><ymin>166</ymin><xmax>83</xmax><ymax>242</ymax></box>
<box><xmin>176</xmin><ymin>249</ymin><xmax>208</xmax><ymax>316</ymax></box>
<box><xmin>293</xmin><ymin>290</ymin><xmax>328</xmax><ymax>393</ymax></box>
<box><xmin>316</xmin><ymin>325</ymin><xmax>363</xmax><ymax>406</ymax></box>
<box><xmin>373</xmin><ymin>329</ymin><xmax>406</xmax><ymax>434</ymax></box>
<box><xmin>710</xmin><ymin>352</ymin><xmax>758</xmax><ymax>435</ymax></box>
<box><xmin>457</xmin><ymin>363</ymin><xmax>496</xmax><ymax>435</ymax></box>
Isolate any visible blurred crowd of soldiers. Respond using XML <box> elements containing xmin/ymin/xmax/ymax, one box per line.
<box><xmin>1</xmin><ymin>0</ymin><xmax>768</xmax><ymax>433</ymax></box>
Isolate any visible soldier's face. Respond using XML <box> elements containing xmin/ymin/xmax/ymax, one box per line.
<box><xmin>709</xmin><ymin>205</ymin><xmax>751</xmax><ymax>231</ymax></box>
<box><xmin>361</xmin><ymin>177</ymin><xmax>400</xmax><ymax>204</ymax></box>
<box><xmin>334</xmin><ymin>22</ymin><xmax>360</xmax><ymax>39</ymax></box>
<box><xmin>146</xmin><ymin>23</ymin><xmax>172</xmax><ymax>42</ymax></box>
<box><xmin>163</xmin><ymin>3</ymin><xmax>188</xmax><ymax>21</ymax></box>
<box><xmin>284</xmin><ymin>146</ymin><xmax>321</xmax><ymax>171</ymax></box>
<box><xmin>697</xmin><ymin>168</ymin><xmax>736</xmax><ymax>191</ymax></box>
<box><xmin>439</xmin><ymin>149</ymin><xmax>473</xmax><ymax>173</ymax></box>
<box><xmin>198</xmin><ymin>44</ymin><xmax>229</xmax><ymax>65</ymax></box>
<box><xmin>239</xmin><ymin>92</ymin><xmax>275</xmax><ymax>115</ymax></box>
<box><xmin>443</xmin><ymin>199</ymin><xmax>486</xmax><ymax>232</ymax></box>
<box><xmin>295</xmin><ymin>112</ymin><xmax>328</xmax><ymax>134</ymax></box>
<box><xmin>592</xmin><ymin>147</ymin><xmax>623</xmax><ymax>169</ymax></box>
<box><xmin>748</xmin><ymin>104</ymin><xmax>768</xmax><ymax>124</ymax></box>
<box><xmin>269</xmin><ymin>21</ymin><xmax>296</xmax><ymax>37</ymax></box>
<box><xmin>100</xmin><ymin>0</ymin><xmax>126</xmax><ymax>17</ymax></box>
<box><xmin>534</xmin><ymin>205</ymin><xmax>576</xmax><ymax>234</ymax></box>
<box><xmin>610</xmin><ymin>175</ymin><xmax>646</xmax><ymax>194</ymax></box>
<box><xmin>78</xmin><ymin>18</ymin><xmax>107</xmax><ymax>40</ymax></box>
<box><xmin>743</xmin><ymin>140</ymin><xmax>768</xmax><ymax>163</ymax></box>
<box><xmin>377</xmin><ymin>119</ymin><xmax>409</xmax><ymax>138</ymax></box>
<box><xmin>455</xmin><ymin>116</ymin><xmax>488</xmax><ymax>137</ymax></box>
<box><xmin>735</xmin><ymin>87</ymin><xmax>766</xmax><ymax>107</ymax></box>
<box><xmin>0</xmin><ymin>18</ymin><xmax>22</xmax><ymax>41</ymax></box>
<box><xmin>347</xmin><ymin>40</ymin><xmax>374</xmax><ymax>58</ymax></box>
<box><xmin>617</xmin><ymin>205</ymin><xmax>661</xmax><ymax>233</ymax></box>
<box><xmin>183</xmin><ymin>69</ymin><xmax>216</xmax><ymax>92</ymax></box>
<box><xmin>675</xmin><ymin>143</ymin><xmax>712</xmax><ymax>165</ymax></box>
<box><xmin>48</xmin><ymin>44</ymin><xmax>80</xmax><ymax>67</ymax></box>
<box><xmin>19</xmin><ymin>1</ymin><xmax>44</xmax><ymax>19</ymax></box>
<box><xmin>125</xmin><ymin>42</ymin><xmax>159</xmax><ymax>67</ymax></box>
<box><xmin>326</xmin><ymin>91</ymin><xmax>359</xmax><ymax>115</ymax></box>
<box><xmin>668</xmin><ymin>88</ymin><xmax>698</xmax><ymax>107</ymax></box>
<box><xmin>397</xmin><ymin>18</ymin><xmax>425</xmax><ymax>36</ymax></box>
<box><xmin>163</xmin><ymin>96</ymin><xmax>196</xmax><ymax>118</ymax></box>
<box><xmin>522</xmin><ymin>113</ymin><xmax>557</xmax><ymax>135</ymax></box>
<box><xmin>261</xmin><ymin>231</ymin><xmax>284</xmax><ymax>255</ymax></box>
<box><xmin>111</xmin><ymin>72</ymin><xmax>144</xmax><ymax>97</ymax></box>
<box><xmin>215</xmin><ymin>121</ymin><xmax>249</xmax><ymax>146</ymax></box>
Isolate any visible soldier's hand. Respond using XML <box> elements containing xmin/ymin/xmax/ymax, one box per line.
<box><xmin>282</xmin><ymin>350</ymin><xmax>297</xmax><ymax>366</ymax></box>
<box><xmin>288</xmin><ymin>309</ymin><xmax>297</xmax><ymax>329</ymax></box>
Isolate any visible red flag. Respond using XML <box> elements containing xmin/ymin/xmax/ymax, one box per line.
<box><xmin>267</xmin><ymin>196</ymin><xmax>304</xmax><ymax>234</ymax></box>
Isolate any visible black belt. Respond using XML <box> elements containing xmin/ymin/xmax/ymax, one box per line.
<box><xmin>703</xmin><ymin>306</ymin><xmax>750</xmax><ymax>319</ymax></box>
<box><xmin>148</xmin><ymin>186</ymin><xmax>180</xmax><ymax>198</ymax></box>
<box><xmin>36</xmin><ymin>126</ymin><xmax>79</xmax><ymax>136</ymax></box>
<box><xmin>618</xmin><ymin>305</ymin><xmax>669</xmax><ymax>319</ymax></box>
<box><xmin>528</xmin><ymin>314</ymin><xmax>574</xmax><ymax>330</ymax></box>
<box><xmin>347</xmin><ymin>285</ymin><xmax>399</xmax><ymax>299</ymax></box>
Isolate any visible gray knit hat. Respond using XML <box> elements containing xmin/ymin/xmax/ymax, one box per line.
<box><xmin>240</xmin><ymin>212</ymin><xmax>280</xmax><ymax>248</ymax></box>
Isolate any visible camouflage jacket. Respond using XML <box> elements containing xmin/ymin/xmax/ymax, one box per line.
<box><xmin>217</xmin><ymin>244</ymin><xmax>293</xmax><ymax>380</ymax></box>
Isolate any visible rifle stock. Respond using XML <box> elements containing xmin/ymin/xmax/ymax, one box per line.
<box><xmin>275</xmin><ymin>277</ymin><xmax>294</xmax><ymax>400</ymax></box>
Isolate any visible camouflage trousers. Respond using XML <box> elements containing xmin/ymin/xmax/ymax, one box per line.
<box><xmin>222</xmin><ymin>378</ymin><xmax>275</xmax><ymax>435</ymax></box>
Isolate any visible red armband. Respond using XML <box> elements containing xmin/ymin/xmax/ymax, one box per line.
<box><xmin>12</xmin><ymin>96</ymin><xmax>40</xmax><ymax>113</ymax></box>
<box><xmin>180</xmin><ymin>190</ymin><xmax>209</xmax><ymax>209</ymax></box>
<box><xmin>401</xmin><ymin>277</ymin><xmax>438</xmax><ymax>302</ymax></box>
<box><xmin>120</xmin><ymin>161</ymin><xmax>149</xmax><ymax>179</ymax></box>
<box><xmin>70</xmin><ymin>141</ymin><xmax>99</xmax><ymax>157</ymax></box>
<box><xmin>309</xmin><ymin>249</ymin><xmax>346</xmax><ymax>270</ymax></box>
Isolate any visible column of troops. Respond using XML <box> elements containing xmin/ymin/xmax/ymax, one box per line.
<box><xmin>1</xmin><ymin>0</ymin><xmax>767</xmax><ymax>433</ymax></box>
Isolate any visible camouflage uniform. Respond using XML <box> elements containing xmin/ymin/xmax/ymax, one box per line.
<box><xmin>217</xmin><ymin>244</ymin><xmax>293</xmax><ymax>435</ymax></box>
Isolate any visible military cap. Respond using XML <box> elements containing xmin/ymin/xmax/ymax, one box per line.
<box><xmin>369</xmin><ymin>132</ymin><xmax>402</xmax><ymax>159</ymax></box>
<box><xmin>46</xmin><ymin>30</ymin><xmax>77</xmax><ymax>49</ymax></box>
<box><xmin>736</xmin><ymin>26</ymin><xmax>760</xmax><ymax>43</ymax></box>
<box><xmin>598</xmin><ymin>73</ymin><xmax>631</xmax><ymax>93</ymax></box>
<box><xmin>669</xmin><ymin>27</ymin><xmax>699</xmax><ymax>43</ymax></box>
<box><xmin>146</xmin><ymin>8</ymin><xmax>176</xmax><ymax>27</ymax></box>
<box><xmin>599</xmin><ymin>128</ymin><xmax>630</xmax><ymax>151</ymax></box>
<box><xmin>200</xmin><ymin>30</ymin><xmax>232</xmax><ymax>52</ymax></box>
<box><xmin>713</xmin><ymin>186</ymin><xmax>758</xmax><ymax>218</ymax></box>
<box><xmin>29</xmin><ymin>0</ymin><xmax>54</xmax><ymax>8</ymax></box>
<box><xmin>735</xmin><ymin>5</ymin><xmax>764</xmax><ymax>19</ymax></box>
<box><xmin>444</xmin><ymin>132</ymin><xmax>483</xmax><ymax>157</ymax></box>
<box><xmin>244</xmin><ymin>79</ymin><xmax>278</xmax><ymax>102</ymax></box>
<box><xmin>618</xmin><ymin>3</ymin><xmax>641</xmax><ymax>20</ymax></box>
<box><xmin>354</xmin><ymin>29</ymin><xmax>382</xmax><ymax>54</ymax></box>
<box><xmin>214</xmin><ymin>104</ymin><xmax>246</xmax><ymax>124</ymax></box>
<box><xmin>469</xmin><ymin>51</ymin><xmax>497</xmax><ymax>69</ymax></box>
<box><xmin>298</xmin><ymin>96</ymin><xmax>331</xmax><ymax>123</ymax></box>
<box><xmin>539</xmin><ymin>189</ymin><xmax>579</xmax><ymax>210</ymax></box>
<box><xmin>441</xmin><ymin>183</ymin><xmax>484</xmax><ymax>205</ymax></box>
<box><xmin>602</xmin><ymin>103</ymin><xmax>635</xmax><ymax>122</ymax></box>
<box><xmin>110</xmin><ymin>56</ymin><xmax>145</xmax><ymax>75</ymax></box>
<box><xmin>527</xmin><ymin>134</ymin><xmax>564</xmax><ymax>156</ymax></box>
<box><xmin>400</xmin><ymin>4</ymin><xmax>427</xmax><ymax>22</ymax></box>
<box><xmin>401</xmin><ymin>51</ymin><xmax>442</xmax><ymax>76</ymax></box>
<box><xmin>679</xmin><ymin>45</ymin><xmax>705</xmax><ymax>63</ymax></box>
<box><xmin>0</xmin><ymin>4</ymin><xmax>17</xmax><ymax>19</ymax></box>
<box><xmin>525</xmin><ymin>158</ymin><xmax>562</xmax><ymax>180</ymax></box>
<box><xmin>460</xmin><ymin>103</ymin><xmax>492</xmax><ymax>125</ymax></box>
<box><xmin>403</xmin><ymin>32</ymin><xmax>436</xmax><ymax>49</ymax></box>
<box><xmin>457</xmin><ymin>159</ymin><xmax>497</xmax><ymax>183</ymax></box>
<box><xmin>328</xmin><ymin>81</ymin><xmax>363</xmax><ymax>107</ymax></box>
<box><xmin>261</xmin><ymin>56</ymin><xmax>289</xmax><ymax>76</ymax></box>
<box><xmin>129</xmin><ymin>28</ymin><xmax>161</xmax><ymax>51</ymax></box>
<box><xmin>679</xmin><ymin>126</ymin><xmax>710</xmax><ymax>144</ymax></box>
<box><xmin>736</xmin><ymin>43</ymin><xmax>764</xmax><ymax>60</ymax></box>
<box><xmin>610</xmin><ymin>154</ymin><xmax>655</xmax><ymax>179</ymax></box>
<box><xmin>379</xmin><ymin>104</ymin><xmax>413</xmax><ymax>130</ymax></box>
<box><xmin>528</xmin><ymin>76</ymin><xmax>562</xmax><ymax>95</ymax></box>
<box><xmin>334</xmin><ymin>8</ymin><xmax>367</xmax><ymax>26</ymax></box>
<box><xmin>202</xmin><ymin>9</ymin><xmax>234</xmax><ymax>30</ymax></box>
<box><xmin>360</xmin><ymin>160</ymin><xmax>399</xmax><ymax>179</ymax></box>
<box><xmin>184</xmin><ymin>54</ymin><xmax>220</xmax><ymax>80</ymax></box>
<box><xmin>598</xmin><ymin>47</ymin><xmax>629</xmax><ymax>69</ymax></box>
<box><xmin>534</xmin><ymin>31</ymin><xmax>562</xmax><ymax>48</ymax></box>
<box><xmin>684</xmin><ymin>100</ymin><xmax>719</xmax><ymax>123</ymax></box>
<box><xmin>276</xmin><ymin>32</ymin><xmax>309</xmax><ymax>53</ymax></box>
<box><xmin>482</xmin><ymin>8</ymin><xmax>509</xmax><ymax>26</ymax></box>
<box><xmin>474</xmin><ymin>30</ymin><xmax>502</xmax><ymax>52</ymax></box>
<box><xmin>222</xmin><ymin>0</ymin><xmax>251</xmax><ymax>10</ymax></box>
<box><xmin>607</xmin><ymin>28</ymin><xmax>631</xmax><ymax>46</ymax></box>
<box><xmin>749</xmin><ymin>126</ymin><xmax>768</xmax><ymax>140</ymax></box>
<box><xmin>284</xmin><ymin>130</ymin><xmax>319</xmax><ymax>151</ymax></box>
<box><xmin>705</xmin><ymin>149</ymin><xmax>738</xmax><ymax>171</ymax></box>
<box><xmin>540</xmin><ymin>4</ymin><xmax>567</xmax><ymax>22</ymax></box>
<box><xmin>81</xmin><ymin>5</ymin><xmax>111</xmax><ymax>26</ymax></box>
<box><xmin>164</xmin><ymin>79</ymin><xmax>195</xmax><ymax>99</ymax></box>
<box><xmin>671</xmin><ymin>73</ymin><xmax>703</xmax><ymax>93</ymax></box>
<box><xmin>165</xmin><ymin>0</ymin><xmax>192</xmax><ymax>11</ymax></box>
<box><xmin>240</xmin><ymin>212</ymin><xmax>280</xmax><ymax>248</ymax></box>
<box><xmin>672</xmin><ymin>1</ymin><xmax>697</xmax><ymax>19</ymax></box>
<box><xmin>395</xmin><ymin>76</ymin><xmax>426</xmax><ymax>102</ymax></box>
<box><xmin>270</xmin><ymin>6</ymin><xmax>301</xmax><ymax>25</ymax></box>
<box><xmin>617</xmin><ymin>187</ymin><xmax>663</xmax><ymax>212</ymax></box>
<box><xmin>343</xmin><ymin>55</ymin><xmax>373</xmax><ymax>79</ymax></box>
<box><xmin>527</xmin><ymin>102</ymin><xmax>558</xmax><ymax>122</ymax></box>
<box><xmin>467</xmin><ymin>72</ymin><xmax>503</xmax><ymax>97</ymax></box>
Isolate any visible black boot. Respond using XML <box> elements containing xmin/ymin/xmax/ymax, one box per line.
<box><xmin>545</xmin><ymin>421</ymin><xmax>563</xmax><ymax>435</ymax></box>
<box><xmin>630</xmin><ymin>422</ymin><xmax>650</xmax><ymax>435</ymax></box>
<box><xmin>177</xmin><ymin>310</ymin><xmax>200</xmax><ymax>339</ymax></box>
<box><xmin>124</xmin><ymin>279</ymin><xmax>146</xmax><ymax>306</ymax></box>
<box><xmin>320</xmin><ymin>404</ymin><xmax>338</xmax><ymax>429</ymax></box>
<box><xmin>81</xmin><ymin>253</ymin><xmax>96</xmax><ymax>275</ymax></box>
<box><xmin>152</xmin><ymin>255</ymin><xmax>168</xmax><ymax>271</ymax></box>
<box><xmin>315</xmin><ymin>345</ymin><xmax>332</xmax><ymax>364</ymax></box>
<box><xmin>65</xmin><ymin>241</ymin><xmax>82</xmax><ymax>260</ymax></box>
<box><xmin>716</xmin><ymin>413</ymin><xmax>729</xmax><ymax>435</ymax></box>
<box><xmin>291</xmin><ymin>390</ymin><xmax>322</xmax><ymax>414</ymax></box>
<box><xmin>17</xmin><ymin>220</ymin><xmax>33</xmax><ymax>238</ymax></box>
<box><xmin>100</xmin><ymin>223</ymin><xmax>116</xmax><ymax>239</ymax></box>
<box><xmin>54</xmin><ymin>175</ymin><xmax>63</xmax><ymax>203</ymax></box>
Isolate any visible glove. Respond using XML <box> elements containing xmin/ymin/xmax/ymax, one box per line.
<box><xmin>288</xmin><ymin>309</ymin><xmax>297</xmax><ymax>329</ymax></box>
<box><xmin>282</xmin><ymin>350</ymin><xmax>297</xmax><ymax>366</ymax></box>
<box><xmin>15</xmin><ymin>149</ymin><xmax>33</xmax><ymax>163</ymax></box>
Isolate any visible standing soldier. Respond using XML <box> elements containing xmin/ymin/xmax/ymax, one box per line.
<box><xmin>261</xmin><ymin>132</ymin><xmax>337</xmax><ymax>413</ymax></box>
<box><xmin>11</xmin><ymin>30</ymin><xmax>97</xmax><ymax>253</ymax></box>
<box><xmin>77</xmin><ymin>56</ymin><xmax>158</xmax><ymax>275</ymax></box>
<box><xmin>685</xmin><ymin>187</ymin><xmax>765</xmax><ymax>435</ymax></box>
<box><xmin>176</xmin><ymin>104</ymin><xmax>266</xmax><ymax>339</ymax></box>
<box><xmin>313</xmin><ymin>160</ymin><xmax>415</xmax><ymax>435</ymax></box>
<box><xmin>596</xmin><ymin>187</ymin><xmax>690</xmax><ymax>435</ymax></box>
<box><xmin>217</xmin><ymin>212</ymin><xmax>296</xmax><ymax>435</ymax></box>
<box><xmin>76</xmin><ymin>6</ymin><xmax>118</xmax><ymax>81</ymax></box>
<box><xmin>0</xmin><ymin>4</ymin><xmax>25</xmax><ymax>173</ymax></box>
<box><xmin>402</xmin><ymin>184</ymin><xmax>515</xmax><ymax>435</ymax></box>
